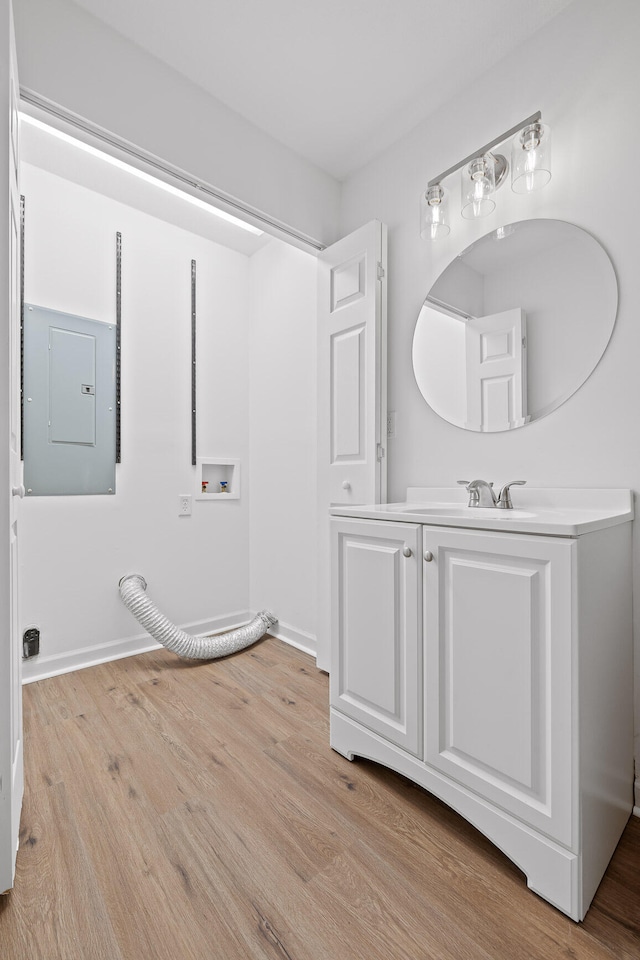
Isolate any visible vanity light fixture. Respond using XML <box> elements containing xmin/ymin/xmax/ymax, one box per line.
<box><xmin>422</xmin><ymin>111</ymin><xmax>550</xmax><ymax>240</ymax></box>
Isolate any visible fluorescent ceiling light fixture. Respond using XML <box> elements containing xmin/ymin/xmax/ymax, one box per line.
<box><xmin>20</xmin><ymin>113</ymin><xmax>264</xmax><ymax>235</ymax></box>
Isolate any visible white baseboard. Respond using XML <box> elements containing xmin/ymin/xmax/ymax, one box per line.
<box><xmin>21</xmin><ymin>610</ymin><xmax>254</xmax><ymax>684</ymax></box>
<box><xmin>270</xmin><ymin>620</ymin><xmax>317</xmax><ymax>658</ymax></box>
<box><xmin>634</xmin><ymin>777</ymin><xmax>640</xmax><ymax>817</ymax></box>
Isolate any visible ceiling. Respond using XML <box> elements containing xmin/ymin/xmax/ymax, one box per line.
<box><xmin>70</xmin><ymin>0</ymin><xmax>574</xmax><ymax>181</ymax></box>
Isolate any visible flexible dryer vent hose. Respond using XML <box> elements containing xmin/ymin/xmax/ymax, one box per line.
<box><xmin>119</xmin><ymin>574</ymin><xmax>277</xmax><ymax>660</ymax></box>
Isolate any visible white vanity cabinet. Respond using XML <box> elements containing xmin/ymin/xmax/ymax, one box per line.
<box><xmin>330</xmin><ymin>510</ymin><xmax>633</xmax><ymax>921</ymax></box>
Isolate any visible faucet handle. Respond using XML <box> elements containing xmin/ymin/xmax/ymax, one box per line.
<box><xmin>458</xmin><ymin>479</ymin><xmax>481</xmax><ymax>506</ymax></box>
<box><xmin>497</xmin><ymin>480</ymin><xmax>527</xmax><ymax>509</ymax></box>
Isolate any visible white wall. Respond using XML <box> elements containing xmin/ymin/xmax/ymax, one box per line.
<box><xmin>413</xmin><ymin>308</ymin><xmax>467</xmax><ymax>427</ymax></box>
<box><xmin>340</xmin><ymin>0</ymin><xmax>640</xmax><ymax>797</ymax></box>
<box><xmin>248</xmin><ymin>241</ymin><xmax>318</xmax><ymax>654</ymax></box>
<box><xmin>20</xmin><ymin>163</ymin><xmax>253</xmax><ymax>679</ymax></box>
<box><xmin>14</xmin><ymin>0</ymin><xmax>340</xmax><ymax>247</ymax></box>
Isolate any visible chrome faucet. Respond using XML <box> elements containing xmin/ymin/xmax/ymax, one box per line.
<box><xmin>458</xmin><ymin>479</ymin><xmax>497</xmax><ymax>507</ymax></box>
<box><xmin>458</xmin><ymin>479</ymin><xmax>526</xmax><ymax>509</ymax></box>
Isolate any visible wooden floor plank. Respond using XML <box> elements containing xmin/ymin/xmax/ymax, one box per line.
<box><xmin>3</xmin><ymin>781</ymin><xmax>124</xmax><ymax>960</ymax></box>
<box><xmin>44</xmin><ymin>695</ymin><xmax>247</xmax><ymax>960</ymax></box>
<box><xmin>1</xmin><ymin>635</ymin><xmax>639</xmax><ymax>960</ymax></box>
<box><xmin>266</xmin><ymin>736</ymin><xmax>621</xmax><ymax>960</ymax></box>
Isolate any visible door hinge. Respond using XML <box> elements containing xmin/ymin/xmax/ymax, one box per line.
<box><xmin>377</xmin><ymin>262</ymin><xmax>385</xmax><ymax>281</ymax></box>
<box><xmin>377</xmin><ymin>443</ymin><xmax>385</xmax><ymax>461</ymax></box>
<box><xmin>522</xmin><ymin>336</ymin><xmax>527</xmax><ymax>347</ymax></box>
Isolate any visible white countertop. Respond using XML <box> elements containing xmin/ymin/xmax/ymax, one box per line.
<box><xmin>330</xmin><ymin>487</ymin><xmax>634</xmax><ymax>537</ymax></box>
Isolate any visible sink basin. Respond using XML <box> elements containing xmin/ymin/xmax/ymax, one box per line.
<box><xmin>400</xmin><ymin>505</ymin><xmax>536</xmax><ymax>519</ymax></box>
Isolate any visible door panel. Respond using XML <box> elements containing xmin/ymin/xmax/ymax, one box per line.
<box><xmin>331</xmin><ymin>252</ymin><xmax>366</xmax><ymax>310</ymax></box>
<box><xmin>331</xmin><ymin>324</ymin><xmax>365</xmax><ymax>461</ymax></box>
<box><xmin>319</xmin><ymin>220</ymin><xmax>387</xmax><ymax>507</ymax></box>
<box><xmin>317</xmin><ymin>221</ymin><xmax>387</xmax><ymax>671</ymax></box>
<box><xmin>331</xmin><ymin>519</ymin><xmax>421</xmax><ymax>755</ymax></box>
<box><xmin>423</xmin><ymin>526</ymin><xmax>574</xmax><ymax>846</ymax></box>
<box><xmin>440</xmin><ymin>554</ymin><xmax>541</xmax><ymax>788</ymax></box>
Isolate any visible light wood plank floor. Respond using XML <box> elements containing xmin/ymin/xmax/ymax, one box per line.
<box><xmin>1</xmin><ymin>635</ymin><xmax>639</xmax><ymax>959</ymax></box>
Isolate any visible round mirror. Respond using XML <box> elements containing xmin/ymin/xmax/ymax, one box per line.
<box><xmin>412</xmin><ymin>219</ymin><xmax>617</xmax><ymax>432</ymax></box>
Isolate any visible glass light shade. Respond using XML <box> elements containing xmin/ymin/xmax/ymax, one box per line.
<box><xmin>420</xmin><ymin>184</ymin><xmax>450</xmax><ymax>240</ymax></box>
<box><xmin>511</xmin><ymin>122</ymin><xmax>551</xmax><ymax>193</ymax></box>
<box><xmin>461</xmin><ymin>154</ymin><xmax>496</xmax><ymax>219</ymax></box>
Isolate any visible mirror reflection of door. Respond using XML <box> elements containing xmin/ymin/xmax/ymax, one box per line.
<box><xmin>412</xmin><ymin>219</ymin><xmax>618</xmax><ymax>432</ymax></box>
<box><xmin>464</xmin><ymin>308</ymin><xmax>527</xmax><ymax>431</ymax></box>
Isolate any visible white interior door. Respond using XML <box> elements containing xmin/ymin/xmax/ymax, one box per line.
<box><xmin>1</xmin><ymin>0</ymin><xmax>24</xmax><ymax>894</ymax></box>
<box><xmin>465</xmin><ymin>308</ymin><xmax>527</xmax><ymax>431</ymax></box>
<box><xmin>316</xmin><ymin>220</ymin><xmax>387</xmax><ymax>671</ymax></box>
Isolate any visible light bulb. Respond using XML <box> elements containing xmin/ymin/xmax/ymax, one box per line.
<box><xmin>461</xmin><ymin>155</ymin><xmax>496</xmax><ymax>219</ymax></box>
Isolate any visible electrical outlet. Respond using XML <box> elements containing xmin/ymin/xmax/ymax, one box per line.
<box><xmin>387</xmin><ymin>411</ymin><xmax>396</xmax><ymax>439</ymax></box>
<box><xmin>178</xmin><ymin>494</ymin><xmax>192</xmax><ymax>516</ymax></box>
<box><xmin>23</xmin><ymin>626</ymin><xmax>40</xmax><ymax>659</ymax></box>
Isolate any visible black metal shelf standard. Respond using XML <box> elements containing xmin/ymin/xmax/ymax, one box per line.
<box><xmin>191</xmin><ymin>259</ymin><xmax>197</xmax><ymax>466</ymax></box>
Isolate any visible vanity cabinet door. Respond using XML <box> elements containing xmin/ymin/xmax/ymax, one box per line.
<box><xmin>423</xmin><ymin>526</ymin><xmax>575</xmax><ymax>846</ymax></box>
<box><xmin>331</xmin><ymin>518</ymin><xmax>422</xmax><ymax>755</ymax></box>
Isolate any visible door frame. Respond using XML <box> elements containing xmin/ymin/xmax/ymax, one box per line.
<box><xmin>1</xmin><ymin>0</ymin><xmax>24</xmax><ymax>893</ymax></box>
